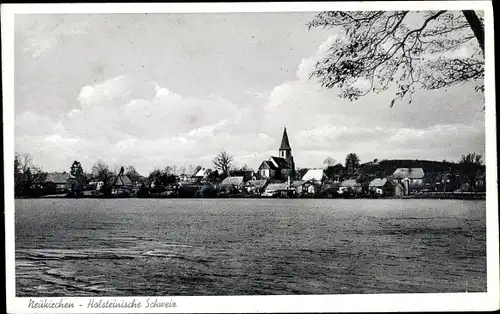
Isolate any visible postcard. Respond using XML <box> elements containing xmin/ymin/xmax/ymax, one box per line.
<box><xmin>2</xmin><ymin>1</ymin><xmax>498</xmax><ymax>313</ymax></box>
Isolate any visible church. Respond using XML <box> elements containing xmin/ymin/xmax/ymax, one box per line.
<box><xmin>258</xmin><ymin>127</ymin><xmax>296</xmax><ymax>181</ymax></box>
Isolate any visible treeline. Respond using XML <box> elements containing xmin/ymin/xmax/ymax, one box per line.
<box><xmin>14</xmin><ymin>153</ymin><xmax>47</xmax><ymax>197</ymax></box>
<box><xmin>13</xmin><ymin>150</ymin><xmax>253</xmax><ymax>198</ymax></box>
<box><xmin>318</xmin><ymin>152</ymin><xmax>486</xmax><ymax>190</ymax></box>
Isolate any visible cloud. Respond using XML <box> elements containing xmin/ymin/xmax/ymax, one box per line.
<box><xmin>296</xmin><ymin>35</ymin><xmax>342</xmax><ymax>82</ymax></box>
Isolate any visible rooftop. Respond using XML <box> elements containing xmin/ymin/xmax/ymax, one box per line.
<box><xmin>392</xmin><ymin>168</ymin><xmax>425</xmax><ymax>179</ymax></box>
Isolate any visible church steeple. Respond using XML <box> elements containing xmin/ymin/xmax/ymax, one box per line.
<box><xmin>278</xmin><ymin>126</ymin><xmax>295</xmax><ymax>179</ymax></box>
<box><xmin>279</xmin><ymin>127</ymin><xmax>291</xmax><ymax>151</ymax></box>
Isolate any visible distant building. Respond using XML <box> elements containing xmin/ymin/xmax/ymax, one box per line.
<box><xmin>475</xmin><ymin>174</ymin><xmax>486</xmax><ymax>192</ymax></box>
<box><xmin>230</xmin><ymin>170</ymin><xmax>255</xmax><ymax>181</ymax></box>
<box><xmin>192</xmin><ymin>168</ymin><xmax>211</xmax><ymax>182</ymax></box>
<box><xmin>43</xmin><ymin>172</ymin><xmax>77</xmax><ymax>193</ymax></box>
<box><xmin>292</xmin><ymin>180</ymin><xmax>316</xmax><ymax>196</ymax></box>
<box><xmin>263</xmin><ymin>182</ymin><xmax>294</xmax><ymax>197</ymax></box>
<box><xmin>179</xmin><ymin>174</ymin><xmax>190</xmax><ymax>182</ymax></box>
<box><xmin>258</xmin><ymin>127</ymin><xmax>296</xmax><ymax>181</ymax></box>
<box><xmin>391</xmin><ymin>168</ymin><xmax>425</xmax><ymax>194</ymax></box>
<box><xmin>244</xmin><ymin>179</ymin><xmax>268</xmax><ymax>194</ymax></box>
<box><xmin>339</xmin><ymin>179</ymin><xmax>363</xmax><ymax>195</ymax></box>
<box><xmin>320</xmin><ymin>181</ymin><xmax>340</xmax><ymax>198</ymax></box>
<box><xmin>221</xmin><ymin>176</ymin><xmax>244</xmax><ymax>190</ymax></box>
<box><xmin>89</xmin><ymin>181</ymin><xmax>104</xmax><ymax>191</ymax></box>
<box><xmin>301</xmin><ymin>168</ymin><xmax>325</xmax><ymax>183</ymax></box>
<box><xmin>110</xmin><ymin>168</ymin><xmax>133</xmax><ymax>195</ymax></box>
<box><xmin>368</xmin><ymin>178</ymin><xmax>395</xmax><ymax>196</ymax></box>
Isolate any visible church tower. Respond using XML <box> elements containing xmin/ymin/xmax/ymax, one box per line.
<box><xmin>279</xmin><ymin>127</ymin><xmax>295</xmax><ymax>177</ymax></box>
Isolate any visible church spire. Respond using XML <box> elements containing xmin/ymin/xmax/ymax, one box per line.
<box><xmin>279</xmin><ymin>127</ymin><xmax>291</xmax><ymax>150</ymax></box>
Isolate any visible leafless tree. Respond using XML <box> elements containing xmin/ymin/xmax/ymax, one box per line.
<box><xmin>307</xmin><ymin>10</ymin><xmax>484</xmax><ymax>106</ymax></box>
<box><xmin>460</xmin><ymin>152</ymin><xmax>483</xmax><ymax>165</ymax></box>
<box><xmin>91</xmin><ymin>160</ymin><xmax>114</xmax><ymax>182</ymax></box>
<box><xmin>213</xmin><ymin>150</ymin><xmax>234</xmax><ymax>175</ymax></box>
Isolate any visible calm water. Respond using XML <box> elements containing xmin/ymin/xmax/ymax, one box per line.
<box><xmin>15</xmin><ymin>198</ymin><xmax>486</xmax><ymax>296</ymax></box>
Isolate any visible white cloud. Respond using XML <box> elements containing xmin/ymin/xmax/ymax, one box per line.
<box><xmin>296</xmin><ymin>35</ymin><xmax>342</xmax><ymax>82</ymax></box>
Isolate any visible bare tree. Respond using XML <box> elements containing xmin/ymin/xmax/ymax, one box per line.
<box><xmin>14</xmin><ymin>153</ymin><xmax>47</xmax><ymax>197</ymax></box>
<box><xmin>213</xmin><ymin>150</ymin><xmax>234</xmax><ymax>175</ymax></box>
<box><xmin>91</xmin><ymin>160</ymin><xmax>114</xmax><ymax>182</ymax></box>
<box><xmin>460</xmin><ymin>152</ymin><xmax>483</xmax><ymax>165</ymax></box>
<box><xmin>307</xmin><ymin>10</ymin><xmax>484</xmax><ymax>106</ymax></box>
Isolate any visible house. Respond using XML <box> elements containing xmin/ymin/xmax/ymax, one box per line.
<box><xmin>179</xmin><ymin>174</ymin><xmax>191</xmax><ymax>182</ymax></box>
<box><xmin>229</xmin><ymin>170</ymin><xmax>255</xmax><ymax>181</ymax></box>
<box><xmin>43</xmin><ymin>172</ymin><xmax>77</xmax><ymax>193</ymax></box>
<box><xmin>368</xmin><ymin>178</ymin><xmax>395</xmax><ymax>196</ymax></box>
<box><xmin>89</xmin><ymin>181</ymin><xmax>104</xmax><ymax>191</ymax></box>
<box><xmin>392</xmin><ymin>168</ymin><xmax>425</xmax><ymax>184</ymax></box>
<box><xmin>301</xmin><ymin>169</ymin><xmax>325</xmax><ymax>183</ymax></box>
<box><xmin>475</xmin><ymin>174</ymin><xmax>486</xmax><ymax>192</ymax></box>
<box><xmin>109</xmin><ymin>169</ymin><xmax>133</xmax><ymax>195</ymax></box>
<box><xmin>192</xmin><ymin>168</ymin><xmax>212</xmax><ymax>182</ymax></box>
<box><xmin>291</xmin><ymin>180</ymin><xmax>306</xmax><ymax>194</ymax></box>
<box><xmin>259</xmin><ymin>156</ymin><xmax>294</xmax><ymax>181</ymax></box>
<box><xmin>292</xmin><ymin>180</ymin><xmax>317</xmax><ymax>196</ymax></box>
<box><xmin>244</xmin><ymin>180</ymin><xmax>268</xmax><ymax>194</ymax></box>
<box><xmin>263</xmin><ymin>183</ymin><xmax>294</xmax><ymax>197</ymax></box>
<box><xmin>221</xmin><ymin>176</ymin><xmax>244</xmax><ymax>191</ymax></box>
<box><xmin>391</xmin><ymin>168</ymin><xmax>425</xmax><ymax>194</ymax></box>
<box><xmin>258</xmin><ymin>127</ymin><xmax>296</xmax><ymax>181</ymax></box>
<box><xmin>320</xmin><ymin>182</ymin><xmax>340</xmax><ymax>198</ymax></box>
<box><xmin>339</xmin><ymin>179</ymin><xmax>363</xmax><ymax>195</ymax></box>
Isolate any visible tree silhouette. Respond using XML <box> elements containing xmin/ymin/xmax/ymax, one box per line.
<box><xmin>323</xmin><ymin>156</ymin><xmax>337</xmax><ymax>167</ymax></box>
<box><xmin>307</xmin><ymin>10</ymin><xmax>484</xmax><ymax>105</ymax></box>
<box><xmin>213</xmin><ymin>150</ymin><xmax>234</xmax><ymax>175</ymax></box>
<box><xmin>345</xmin><ymin>153</ymin><xmax>360</xmax><ymax>177</ymax></box>
<box><xmin>459</xmin><ymin>152</ymin><xmax>483</xmax><ymax>165</ymax></box>
<box><xmin>70</xmin><ymin>161</ymin><xmax>84</xmax><ymax>182</ymax></box>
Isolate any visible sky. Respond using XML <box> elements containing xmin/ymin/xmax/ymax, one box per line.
<box><xmin>14</xmin><ymin>12</ymin><xmax>485</xmax><ymax>176</ymax></box>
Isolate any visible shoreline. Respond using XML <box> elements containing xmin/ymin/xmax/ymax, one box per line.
<box><xmin>15</xmin><ymin>193</ymin><xmax>486</xmax><ymax>201</ymax></box>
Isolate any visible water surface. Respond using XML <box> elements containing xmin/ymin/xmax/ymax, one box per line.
<box><xmin>15</xmin><ymin>198</ymin><xmax>486</xmax><ymax>296</ymax></box>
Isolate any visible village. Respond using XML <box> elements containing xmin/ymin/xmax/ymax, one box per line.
<box><xmin>14</xmin><ymin>128</ymin><xmax>486</xmax><ymax>200</ymax></box>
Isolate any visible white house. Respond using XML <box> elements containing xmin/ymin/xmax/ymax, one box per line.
<box><xmin>392</xmin><ymin>168</ymin><xmax>425</xmax><ymax>195</ymax></box>
<box><xmin>301</xmin><ymin>168</ymin><xmax>325</xmax><ymax>183</ymax></box>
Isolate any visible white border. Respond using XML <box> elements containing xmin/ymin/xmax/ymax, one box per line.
<box><xmin>2</xmin><ymin>2</ymin><xmax>498</xmax><ymax>313</ymax></box>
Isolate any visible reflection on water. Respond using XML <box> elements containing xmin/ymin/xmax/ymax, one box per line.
<box><xmin>15</xmin><ymin>198</ymin><xmax>486</xmax><ymax>296</ymax></box>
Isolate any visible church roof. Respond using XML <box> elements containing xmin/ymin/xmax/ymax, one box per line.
<box><xmin>279</xmin><ymin>127</ymin><xmax>291</xmax><ymax>150</ymax></box>
<box><xmin>260</xmin><ymin>160</ymin><xmax>278</xmax><ymax>170</ymax></box>
<box><xmin>270</xmin><ymin>156</ymin><xmax>291</xmax><ymax>169</ymax></box>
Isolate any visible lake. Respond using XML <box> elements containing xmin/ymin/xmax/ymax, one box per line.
<box><xmin>15</xmin><ymin>198</ymin><xmax>486</xmax><ymax>296</ymax></box>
